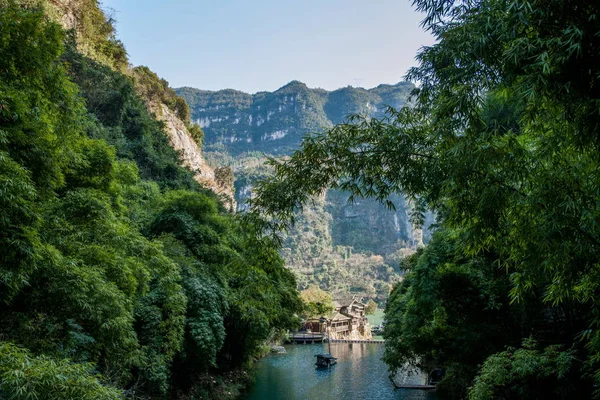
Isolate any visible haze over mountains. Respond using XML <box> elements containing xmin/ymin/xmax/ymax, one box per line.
<box><xmin>176</xmin><ymin>81</ymin><xmax>430</xmax><ymax>302</ymax></box>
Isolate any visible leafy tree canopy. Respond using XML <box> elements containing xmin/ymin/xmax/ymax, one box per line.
<box><xmin>250</xmin><ymin>0</ymin><xmax>600</xmax><ymax>396</ymax></box>
<box><xmin>300</xmin><ymin>285</ymin><xmax>335</xmax><ymax>318</ymax></box>
<box><xmin>364</xmin><ymin>299</ymin><xmax>377</xmax><ymax>315</ymax></box>
<box><xmin>0</xmin><ymin>3</ymin><xmax>302</xmax><ymax>399</ymax></box>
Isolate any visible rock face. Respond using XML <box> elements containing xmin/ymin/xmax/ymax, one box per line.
<box><xmin>47</xmin><ymin>0</ymin><xmax>78</xmax><ymax>30</ymax></box>
<box><xmin>177</xmin><ymin>81</ymin><xmax>430</xmax><ymax>301</ymax></box>
<box><xmin>43</xmin><ymin>0</ymin><xmax>235</xmax><ymax>209</ymax></box>
<box><xmin>270</xmin><ymin>345</ymin><xmax>286</xmax><ymax>354</ymax></box>
<box><xmin>176</xmin><ymin>81</ymin><xmax>414</xmax><ymax>156</ymax></box>
<box><xmin>391</xmin><ymin>366</ymin><xmax>429</xmax><ymax>388</ymax></box>
<box><xmin>157</xmin><ymin>104</ymin><xmax>236</xmax><ymax>210</ymax></box>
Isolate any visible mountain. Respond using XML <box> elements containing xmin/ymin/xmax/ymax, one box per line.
<box><xmin>177</xmin><ymin>81</ymin><xmax>430</xmax><ymax>303</ymax></box>
<box><xmin>176</xmin><ymin>81</ymin><xmax>413</xmax><ymax>156</ymax></box>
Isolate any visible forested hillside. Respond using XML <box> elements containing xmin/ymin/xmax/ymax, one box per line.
<box><xmin>0</xmin><ymin>2</ymin><xmax>301</xmax><ymax>399</ymax></box>
<box><xmin>177</xmin><ymin>82</ymin><xmax>427</xmax><ymax>302</ymax></box>
<box><xmin>250</xmin><ymin>0</ymin><xmax>600</xmax><ymax>398</ymax></box>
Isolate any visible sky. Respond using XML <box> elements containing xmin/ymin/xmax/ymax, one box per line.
<box><xmin>100</xmin><ymin>0</ymin><xmax>435</xmax><ymax>94</ymax></box>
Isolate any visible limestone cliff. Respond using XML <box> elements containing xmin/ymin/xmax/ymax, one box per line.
<box><xmin>177</xmin><ymin>81</ymin><xmax>414</xmax><ymax>156</ymax></box>
<box><xmin>156</xmin><ymin>104</ymin><xmax>236</xmax><ymax>210</ymax></box>
<box><xmin>47</xmin><ymin>0</ymin><xmax>77</xmax><ymax>30</ymax></box>
<box><xmin>178</xmin><ymin>80</ymin><xmax>430</xmax><ymax>301</ymax></box>
<box><xmin>40</xmin><ymin>0</ymin><xmax>236</xmax><ymax>209</ymax></box>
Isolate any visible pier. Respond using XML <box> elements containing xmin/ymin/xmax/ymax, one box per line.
<box><xmin>290</xmin><ymin>333</ymin><xmax>385</xmax><ymax>344</ymax></box>
<box><xmin>330</xmin><ymin>338</ymin><xmax>385</xmax><ymax>344</ymax></box>
<box><xmin>290</xmin><ymin>332</ymin><xmax>326</xmax><ymax>344</ymax></box>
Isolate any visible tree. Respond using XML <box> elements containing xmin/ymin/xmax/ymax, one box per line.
<box><xmin>469</xmin><ymin>338</ymin><xmax>579</xmax><ymax>400</ymax></box>
<box><xmin>364</xmin><ymin>299</ymin><xmax>377</xmax><ymax>315</ymax></box>
<box><xmin>0</xmin><ymin>343</ymin><xmax>123</xmax><ymax>400</ymax></box>
<box><xmin>300</xmin><ymin>285</ymin><xmax>334</xmax><ymax>318</ymax></box>
<box><xmin>0</xmin><ymin>3</ymin><xmax>303</xmax><ymax>398</ymax></box>
<box><xmin>250</xmin><ymin>0</ymin><xmax>600</xmax><ymax>396</ymax></box>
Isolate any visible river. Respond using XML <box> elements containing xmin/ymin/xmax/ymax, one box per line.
<box><xmin>243</xmin><ymin>342</ymin><xmax>438</xmax><ymax>400</ymax></box>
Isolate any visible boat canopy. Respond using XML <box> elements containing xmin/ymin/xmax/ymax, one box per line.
<box><xmin>314</xmin><ymin>353</ymin><xmax>336</xmax><ymax>360</ymax></box>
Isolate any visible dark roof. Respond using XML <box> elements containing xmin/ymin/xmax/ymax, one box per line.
<box><xmin>331</xmin><ymin>312</ymin><xmax>351</xmax><ymax>321</ymax></box>
<box><xmin>315</xmin><ymin>353</ymin><xmax>336</xmax><ymax>359</ymax></box>
<box><xmin>333</xmin><ymin>295</ymin><xmax>366</xmax><ymax>308</ymax></box>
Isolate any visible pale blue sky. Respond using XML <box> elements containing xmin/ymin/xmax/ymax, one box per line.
<box><xmin>100</xmin><ymin>0</ymin><xmax>434</xmax><ymax>93</ymax></box>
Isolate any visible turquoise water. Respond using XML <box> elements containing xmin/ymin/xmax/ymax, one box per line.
<box><xmin>243</xmin><ymin>343</ymin><xmax>438</xmax><ymax>400</ymax></box>
<box><xmin>368</xmin><ymin>310</ymin><xmax>385</xmax><ymax>340</ymax></box>
<box><xmin>367</xmin><ymin>309</ymin><xmax>385</xmax><ymax>326</ymax></box>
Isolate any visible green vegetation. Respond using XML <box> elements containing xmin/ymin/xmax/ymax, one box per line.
<box><xmin>0</xmin><ymin>343</ymin><xmax>123</xmax><ymax>400</ymax></box>
<box><xmin>300</xmin><ymin>285</ymin><xmax>334</xmax><ymax>318</ymax></box>
<box><xmin>250</xmin><ymin>0</ymin><xmax>600</xmax><ymax>397</ymax></box>
<box><xmin>469</xmin><ymin>338</ymin><xmax>577</xmax><ymax>400</ymax></box>
<box><xmin>177</xmin><ymin>77</ymin><xmax>417</xmax><ymax>303</ymax></box>
<box><xmin>131</xmin><ymin>66</ymin><xmax>204</xmax><ymax>148</ymax></box>
<box><xmin>5</xmin><ymin>0</ymin><xmax>128</xmax><ymax>72</ymax></box>
<box><xmin>201</xmin><ymin>154</ymin><xmax>418</xmax><ymax>301</ymax></box>
<box><xmin>281</xmin><ymin>199</ymin><xmax>404</xmax><ymax>302</ymax></box>
<box><xmin>64</xmin><ymin>42</ymin><xmax>201</xmax><ymax>190</ymax></box>
<box><xmin>364</xmin><ymin>299</ymin><xmax>377</xmax><ymax>315</ymax></box>
<box><xmin>132</xmin><ymin>66</ymin><xmax>188</xmax><ymax>118</ymax></box>
<box><xmin>384</xmin><ymin>230</ymin><xmax>533</xmax><ymax>397</ymax></box>
<box><xmin>0</xmin><ymin>3</ymin><xmax>301</xmax><ymax>399</ymax></box>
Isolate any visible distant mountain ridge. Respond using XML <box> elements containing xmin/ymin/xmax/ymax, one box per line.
<box><xmin>177</xmin><ymin>80</ymin><xmax>425</xmax><ymax>302</ymax></box>
<box><xmin>176</xmin><ymin>81</ymin><xmax>414</xmax><ymax>155</ymax></box>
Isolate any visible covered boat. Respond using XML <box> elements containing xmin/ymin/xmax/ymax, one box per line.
<box><xmin>315</xmin><ymin>353</ymin><xmax>337</xmax><ymax>368</ymax></box>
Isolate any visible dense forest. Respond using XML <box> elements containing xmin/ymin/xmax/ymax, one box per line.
<box><xmin>0</xmin><ymin>2</ymin><xmax>301</xmax><ymax>399</ymax></box>
<box><xmin>251</xmin><ymin>0</ymin><xmax>600</xmax><ymax>398</ymax></box>
<box><xmin>4</xmin><ymin>0</ymin><xmax>600</xmax><ymax>399</ymax></box>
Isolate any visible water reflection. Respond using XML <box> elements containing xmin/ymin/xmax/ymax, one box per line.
<box><xmin>244</xmin><ymin>343</ymin><xmax>438</xmax><ymax>400</ymax></box>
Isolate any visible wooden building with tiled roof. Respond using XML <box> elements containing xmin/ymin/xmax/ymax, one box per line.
<box><xmin>328</xmin><ymin>295</ymin><xmax>372</xmax><ymax>340</ymax></box>
<box><xmin>296</xmin><ymin>295</ymin><xmax>372</xmax><ymax>341</ymax></box>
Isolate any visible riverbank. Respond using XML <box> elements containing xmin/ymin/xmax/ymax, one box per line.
<box><xmin>180</xmin><ymin>345</ymin><xmax>274</xmax><ymax>399</ymax></box>
<box><xmin>180</xmin><ymin>370</ymin><xmax>252</xmax><ymax>400</ymax></box>
<box><xmin>242</xmin><ymin>342</ymin><xmax>437</xmax><ymax>400</ymax></box>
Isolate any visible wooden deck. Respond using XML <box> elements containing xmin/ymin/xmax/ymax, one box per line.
<box><xmin>290</xmin><ymin>333</ymin><xmax>326</xmax><ymax>343</ymax></box>
<box><xmin>289</xmin><ymin>334</ymin><xmax>385</xmax><ymax>344</ymax></box>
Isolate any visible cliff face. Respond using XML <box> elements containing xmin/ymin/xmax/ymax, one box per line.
<box><xmin>47</xmin><ymin>0</ymin><xmax>77</xmax><ymax>30</ymax></box>
<box><xmin>157</xmin><ymin>104</ymin><xmax>236</xmax><ymax>210</ymax></box>
<box><xmin>176</xmin><ymin>81</ymin><xmax>414</xmax><ymax>156</ymax></box>
<box><xmin>43</xmin><ymin>0</ymin><xmax>235</xmax><ymax>208</ymax></box>
<box><xmin>178</xmin><ymin>81</ymin><xmax>428</xmax><ymax>302</ymax></box>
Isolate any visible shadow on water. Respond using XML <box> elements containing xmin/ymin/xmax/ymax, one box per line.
<box><xmin>244</xmin><ymin>342</ymin><xmax>438</xmax><ymax>400</ymax></box>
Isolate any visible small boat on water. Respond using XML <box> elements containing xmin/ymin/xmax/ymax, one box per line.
<box><xmin>315</xmin><ymin>353</ymin><xmax>337</xmax><ymax>368</ymax></box>
<box><xmin>372</xmin><ymin>325</ymin><xmax>384</xmax><ymax>335</ymax></box>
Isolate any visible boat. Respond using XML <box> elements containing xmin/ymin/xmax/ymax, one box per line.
<box><xmin>315</xmin><ymin>353</ymin><xmax>337</xmax><ymax>368</ymax></box>
<box><xmin>372</xmin><ymin>325</ymin><xmax>384</xmax><ymax>335</ymax></box>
